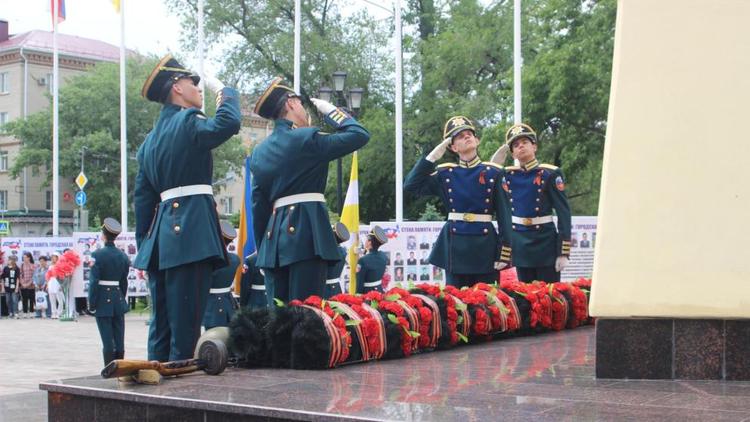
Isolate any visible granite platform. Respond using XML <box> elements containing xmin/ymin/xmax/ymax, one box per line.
<box><xmin>40</xmin><ymin>326</ymin><xmax>750</xmax><ymax>421</ymax></box>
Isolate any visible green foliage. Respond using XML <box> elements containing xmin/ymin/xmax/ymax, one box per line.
<box><xmin>3</xmin><ymin>56</ymin><xmax>245</xmax><ymax>226</ymax></box>
<box><xmin>419</xmin><ymin>203</ymin><xmax>443</xmax><ymax>221</ymax></box>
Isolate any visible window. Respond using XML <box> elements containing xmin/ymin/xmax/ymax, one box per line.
<box><xmin>0</xmin><ymin>190</ymin><xmax>7</xmax><ymax>210</ymax></box>
<box><xmin>0</xmin><ymin>151</ymin><xmax>7</xmax><ymax>172</ymax></box>
<box><xmin>223</xmin><ymin>197</ymin><xmax>233</xmax><ymax>215</ymax></box>
<box><xmin>0</xmin><ymin>72</ymin><xmax>8</xmax><ymax>93</ymax></box>
<box><xmin>45</xmin><ymin>191</ymin><xmax>52</xmax><ymax>211</ymax></box>
<box><xmin>46</xmin><ymin>73</ymin><xmax>53</xmax><ymax>94</ymax></box>
<box><xmin>0</xmin><ymin>112</ymin><xmax>8</xmax><ymax>127</ymax></box>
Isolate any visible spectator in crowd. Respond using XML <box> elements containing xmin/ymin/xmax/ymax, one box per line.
<box><xmin>2</xmin><ymin>255</ymin><xmax>21</xmax><ymax>319</ymax></box>
<box><xmin>47</xmin><ymin>252</ymin><xmax>64</xmax><ymax>319</ymax></box>
<box><xmin>34</xmin><ymin>256</ymin><xmax>51</xmax><ymax>318</ymax></box>
<box><xmin>19</xmin><ymin>252</ymin><xmax>36</xmax><ymax>318</ymax></box>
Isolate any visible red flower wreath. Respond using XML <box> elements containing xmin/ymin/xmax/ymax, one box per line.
<box><xmin>385</xmin><ymin>287</ymin><xmax>433</xmax><ymax>350</ymax></box>
<box><xmin>330</xmin><ymin>293</ymin><xmax>385</xmax><ymax>360</ymax></box>
<box><xmin>414</xmin><ymin>283</ymin><xmax>461</xmax><ymax>346</ymax></box>
<box><xmin>553</xmin><ymin>282</ymin><xmax>589</xmax><ymax>328</ymax></box>
<box><xmin>289</xmin><ymin>295</ymin><xmax>352</xmax><ymax>365</ymax></box>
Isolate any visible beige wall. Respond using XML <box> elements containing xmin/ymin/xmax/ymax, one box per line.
<box><xmin>590</xmin><ymin>0</ymin><xmax>750</xmax><ymax>318</ymax></box>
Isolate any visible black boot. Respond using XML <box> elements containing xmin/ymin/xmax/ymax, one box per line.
<box><xmin>103</xmin><ymin>350</ymin><xmax>114</xmax><ymax>366</ymax></box>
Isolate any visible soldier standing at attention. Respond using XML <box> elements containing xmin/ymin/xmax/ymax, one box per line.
<box><xmin>356</xmin><ymin>226</ymin><xmax>389</xmax><ymax>293</ymax></box>
<box><xmin>250</xmin><ymin>77</ymin><xmax>370</xmax><ymax>304</ymax></box>
<box><xmin>325</xmin><ymin>222</ymin><xmax>351</xmax><ymax>298</ymax></box>
<box><xmin>88</xmin><ymin>218</ymin><xmax>130</xmax><ymax>366</ymax></box>
<box><xmin>239</xmin><ymin>252</ymin><xmax>266</xmax><ymax>309</ymax></box>
<box><xmin>203</xmin><ymin>221</ymin><xmax>240</xmax><ymax>330</ymax></box>
<box><xmin>502</xmin><ymin>123</ymin><xmax>572</xmax><ymax>283</ymax></box>
<box><xmin>404</xmin><ymin>116</ymin><xmax>514</xmax><ymax>288</ymax></box>
<box><xmin>134</xmin><ymin>55</ymin><xmax>241</xmax><ymax>361</ymax></box>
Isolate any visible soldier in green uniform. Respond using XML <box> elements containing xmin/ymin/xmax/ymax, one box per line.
<box><xmin>239</xmin><ymin>252</ymin><xmax>266</xmax><ymax>309</ymax></box>
<box><xmin>88</xmin><ymin>218</ymin><xmax>130</xmax><ymax>366</ymax></box>
<box><xmin>250</xmin><ymin>77</ymin><xmax>370</xmax><ymax>303</ymax></box>
<box><xmin>134</xmin><ymin>55</ymin><xmax>241</xmax><ymax>361</ymax></box>
<box><xmin>404</xmin><ymin>116</ymin><xmax>514</xmax><ymax>287</ymax></box>
<box><xmin>203</xmin><ymin>221</ymin><xmax>240</xmax><ymax>330</ymax></box>
<box><xmin>502</xmin><ymin>123</ymin><xmax>572</xmax><ymax>283</ymax></box>
<box><xmin>356</xmin><ymin>226</ymin><xmax>389</xmax><ymax>293</ymax></box>
<box><xmin>325</xmin><ymin>222</ymin><xmax>350</xmax><ymax>298</ymax></box>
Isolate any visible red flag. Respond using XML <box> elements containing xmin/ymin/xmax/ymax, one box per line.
<box><xmin>51</xmin><ymin>0</ymin><xmax>66</xmax><ymax>25</ymax></box>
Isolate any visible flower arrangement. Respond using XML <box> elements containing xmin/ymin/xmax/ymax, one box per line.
<box><xmin>362</xmin><ymin>290</ymin><xmax>417</xmax><ymax>358</ymax></box>
<box><xmin>410</xmin><ymin>283</ymin><xmax>463</xmax><ymax>348</ymax></box>
<box><xmin>329</xmin><ymin>293</ymin><xmax>386</xmax><ymax>361</ymax></box>
<box><xmin>553</xmin><ymin>282</ymin><xmax>589</xmax><ymax>328</ymax></box>
<box><xmin>289</xmin><ymin>295</ymin><xmax>351</xmax><ymax>366</ymax></box>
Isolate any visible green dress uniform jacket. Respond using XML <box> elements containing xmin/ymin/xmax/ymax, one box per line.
<box><xmin>325</xmin><ymin>246</ymin><xmax>347</xmax><ymax>298</ymax></box>
<box><xmin>133</xmin><ymin>87</ymin><xmax>242</xmax><ymax>270</ymax></box>
<box><xmin>404</xmin><ymin>156</ymin><xmax>513</xmax><ymax>275</ymax></box>
<box><xmin>87</xmin><ymin>243</ymin><xmax>130</xmax><ymax>317</ymax></box>
<box><xmin>240</xmin><ymin>254</ymin><xmax>267</xmax><ymax>308</ymax></box>
<box><xmin>356</xmin><ymin>250</ymin><xmax>388</xmax><ymax>293</ymax></box>
<box><xmin>203</xmin><ymin>253</ymin><xmax>240</xmax><ymax>329</ymax></box>
<box><xmin>250</xmin><ymin>117</ymin><xmax>370</xmax><ymax>270</ymax></box>
<box><xmin>503</xmin><ymin>159</ymin><xmax>572</xmax><ymax>267</ymax></box>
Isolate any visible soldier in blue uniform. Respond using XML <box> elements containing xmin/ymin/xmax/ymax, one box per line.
<box><xmin>325</xmin><ymin>222</ymin><xmax>350</xmax><ymax>298</ymax></box>
<box><xmin>356</xmin><ymin>226</ymin><xmax>389</xmax><ymax>293</ymax></box>
<box><xmin>502</xmin><ymin>123</ymin><xmax>572</xmax><ymax>283</ymax></box>
<box><xmin>203</xmin><ymin>221</ymin><xmax>240</xmax><ymax>330</ymax></box>
<box><xmin>239</xmin><ymin>252</ymin><xmax>266</xmax><ymax>309</ymax></box>
<box><xmin>250</xmin><ymin>77</ymin><xmax>370</xmax><ymax>303</ymax></box>
<box><xmin>88</xmin><ymin>218</ymin><xmax>130</xmax><ymax>366</ymax></box>
<box><xmin>134</xmin><ymin>54</ymin><xmax>241</xmax><ymax>361</ymax></box>
<box><xmin>404</xmin><ymin>116</ymin><xmax>514</xmax><ymax>288</ymax></box>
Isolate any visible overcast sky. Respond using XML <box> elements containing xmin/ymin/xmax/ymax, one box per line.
<box><xmin>1</xmin><ymin>0</ymin><xmax>393</xmax><ymax>72</ymax></box>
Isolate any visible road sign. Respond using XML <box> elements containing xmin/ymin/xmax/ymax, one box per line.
<box><xmin>75</xmin><ymin>172</ymin><xmax>88</xmax><ymax>190</ymax></box>
<box><xmin>75</xmin><ymin>191</ymin><xmax>87</xmax><ymax>206</ymax></box>
<box><xmin>0</xmin><ymin>220</ymin><xmax>9</xmax><ymax>235</ymax></box>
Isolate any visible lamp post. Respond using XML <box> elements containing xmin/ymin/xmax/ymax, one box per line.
<box><xmin>319</xmin><ymin>71</ymin><xmax>363</xmax><ymax>212</ymax></box>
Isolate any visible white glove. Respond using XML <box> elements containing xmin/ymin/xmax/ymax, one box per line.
<box><xmin>426</xmin><ymin>138</ymin><xmax>452</xmax><ymax>162</ymax></box>
<box><xmin>203</xmin><ymin>74</ymin><xmax>225</xmax><ymax>92</ymax></box>
<box><xmin>310</xmin><ymin>98</ymin><xmax>337</xmax><ymax>115</ymax></box>
<box><xmin>493</xmin><ymin>261</ymin><xmax>508</xmax><ymax>271</ymax></box>
<box><xmin>555</xmin><ymin>256</ymin><xmax>569</xmax><ymax>272</ymax></box>
<box><xmin>490</xmin><ymin>143</ymin><xmax>510</xmax><ymax>165</ymax></box>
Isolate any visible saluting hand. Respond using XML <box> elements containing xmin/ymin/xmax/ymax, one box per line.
<box><xmin>202</xmin><ymin>74</ymin><xmax>225</xmax><ymax>93</ymax></box>
<box><xmin>310</xmin><ymin>98</ymin><xmax>337</xmax><ymax>115</ymax></box>
<box><xmin>426</xmin><ymin>138</ymin><xmax>452</xmax><ymax>162</ymax></box>
<box><xmin>490</xmin><ymin>143</ymin><xmax>510</xmax><ymax>165</ymax></box>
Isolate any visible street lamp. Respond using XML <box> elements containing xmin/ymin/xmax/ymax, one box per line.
<box><xmin>319</xmin><ymin>71</ymin><xmax>364</xmax><ymax>212</ymax></box>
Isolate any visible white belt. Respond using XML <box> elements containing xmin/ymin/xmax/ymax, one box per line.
<box><xmin>251</xmin><ymin>284</ymin><xmax>266</xmax><ymax>291</ymax></box>
<box><xmin>98</xmin><ymin>281</ymin><xmax>119</xmax><ymax>286</ymax></box>
<box><xmin>364</xmin><ymin>281</ymin><xmax>381</xmax><ymax>288</ymax></box>
<box><xmin>273</xmin><ymin>193</ymin><xmax>325</xmax><ymax>210</ymax></box>
<box><xmin>209</xmin><ymin>286</ymin><xmax>232</xmax><ymax>294</ymax></box>
<box><xmin>447</xmin><ymin>212</ymin><xmax>493</xmax><ymax>223</ymax></box>
<box><xmin>160</xmin><ymin>184</ymin><xmax>213</xmax><ymax>202</ymax></box>
<box><xmin>512</xmin><ymin>215</ymin><xmax>554</xmax><ymax>226</ymax></box>
<box><xmin>326</xmin><ymin>278</ymin><xmax>340</xmax><ymax>285</ymax></box>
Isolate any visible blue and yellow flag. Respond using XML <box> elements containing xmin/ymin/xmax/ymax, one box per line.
<box><xmin>234</xmin><ymin>156</ymin><xmax>256</xmax><ymax>289</ymax></box>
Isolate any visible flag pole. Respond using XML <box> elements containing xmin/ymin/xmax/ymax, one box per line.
<box><xmin>294</xmin><ymin>0</ymin><xmax>301</xmax><ymax>93</ymax></box>
<box><xmin>119</xmin><ymin>0</ymin><xmax>128</xmax><ymax>231</ymax></box>
<box><xmin>513</xmin><ymin>0</ymin><xmax>522</xmax><ymax>124</ymax></box>
<box><xmin>197</xmin><ymin>0</ymin><xmax>205</xmax><ymax>111</ymax></box>
<box><xmin>52</xmin><ymin>0</ymin><xmax>60</xmax><ymax>236</ymax></box>
<box><xmin>394</xmin><ymin>0</ymin><xmax>403</xmax><ymax>223</ymax></box>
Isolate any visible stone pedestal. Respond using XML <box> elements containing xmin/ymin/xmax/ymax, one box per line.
<box><xmin>591</xmin><ymin>0</ymin><xmax>750</xmax><ymax>380</ymax></box>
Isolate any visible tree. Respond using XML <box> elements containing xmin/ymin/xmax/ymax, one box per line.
<box><xmin>3</xmin><ymin>56</ymin><xmax>244</xmax><ymax>226</ymax></box>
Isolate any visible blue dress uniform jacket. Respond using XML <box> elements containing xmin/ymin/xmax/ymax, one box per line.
<box><xmin>133</xmin><ymin>87</ymin><xmax>242</xmax><ymax>271</ymax></box>
<box><xmin>356</xmin><ymin>250</ymin><xmax>388</xmax><ymax>293</ymax></box>
<box><xmin>250</xmin><ymin>115</ymin><xmax>370</xmax><ymax>269</ymax></box>
<box><xmin>503</xmin><ymin>159</ymin><xmax>572</xmax><ymax>267</ymax></box>
<box><xmin>88</xmin><ymin>243</ymin><xmax>130</xmax><ymax>317</ymax></box>
<box><xmin>240</xmin><ymin>254</ymin><xmax>267</xmax><ymax>308</ymax></box>
<box><xmin>404</xmin><ymin>157</ymin><xmax>513</xmax><ymax>274</ymax></box>
<box><xmin>203</xmin><ymin>253</ymin><xmax>240</xmax><ymax>329</ymax></box>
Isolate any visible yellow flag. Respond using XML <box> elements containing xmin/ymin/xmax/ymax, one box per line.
<box><xmin>340</xmin><ymin>152</ymin><xmax>359</xmax><ymax>294</ymax></box>
<box><xmin>111</xmin><ymin>0</ymin><xmax>120</xmax><ymax>12</ymax></box>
